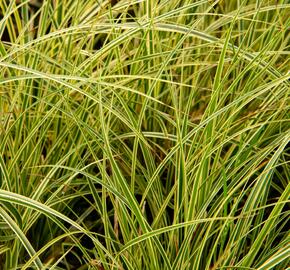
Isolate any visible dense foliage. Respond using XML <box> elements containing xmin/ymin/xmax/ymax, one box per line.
<box><xmin>0</xmin><ymin>0</ymin><xmax>289</xmax><ymax>269</ymax></box>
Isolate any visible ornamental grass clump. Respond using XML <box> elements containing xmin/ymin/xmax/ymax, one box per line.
<box><xmin>0</xmin><ymin>0</ymin><xmax>289</xmax><ymax>269</ymax></box>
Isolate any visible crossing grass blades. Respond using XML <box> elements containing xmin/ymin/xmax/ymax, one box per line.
<box><xmin>0</xmin><ymin>0</ymin><xmax>289</xmax><ymax>269</ymax></box>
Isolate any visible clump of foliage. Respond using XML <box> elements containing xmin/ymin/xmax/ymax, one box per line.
<box><xmin>0</xmin><ymin>0</ymin><xmax>289</xmax><ymax>269</ymax></box>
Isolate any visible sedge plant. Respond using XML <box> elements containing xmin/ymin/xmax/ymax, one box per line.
<box><xmin>0</xmin><ymin>0</ymin><xmax>289</xmax><ymax>269</ymax></box>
